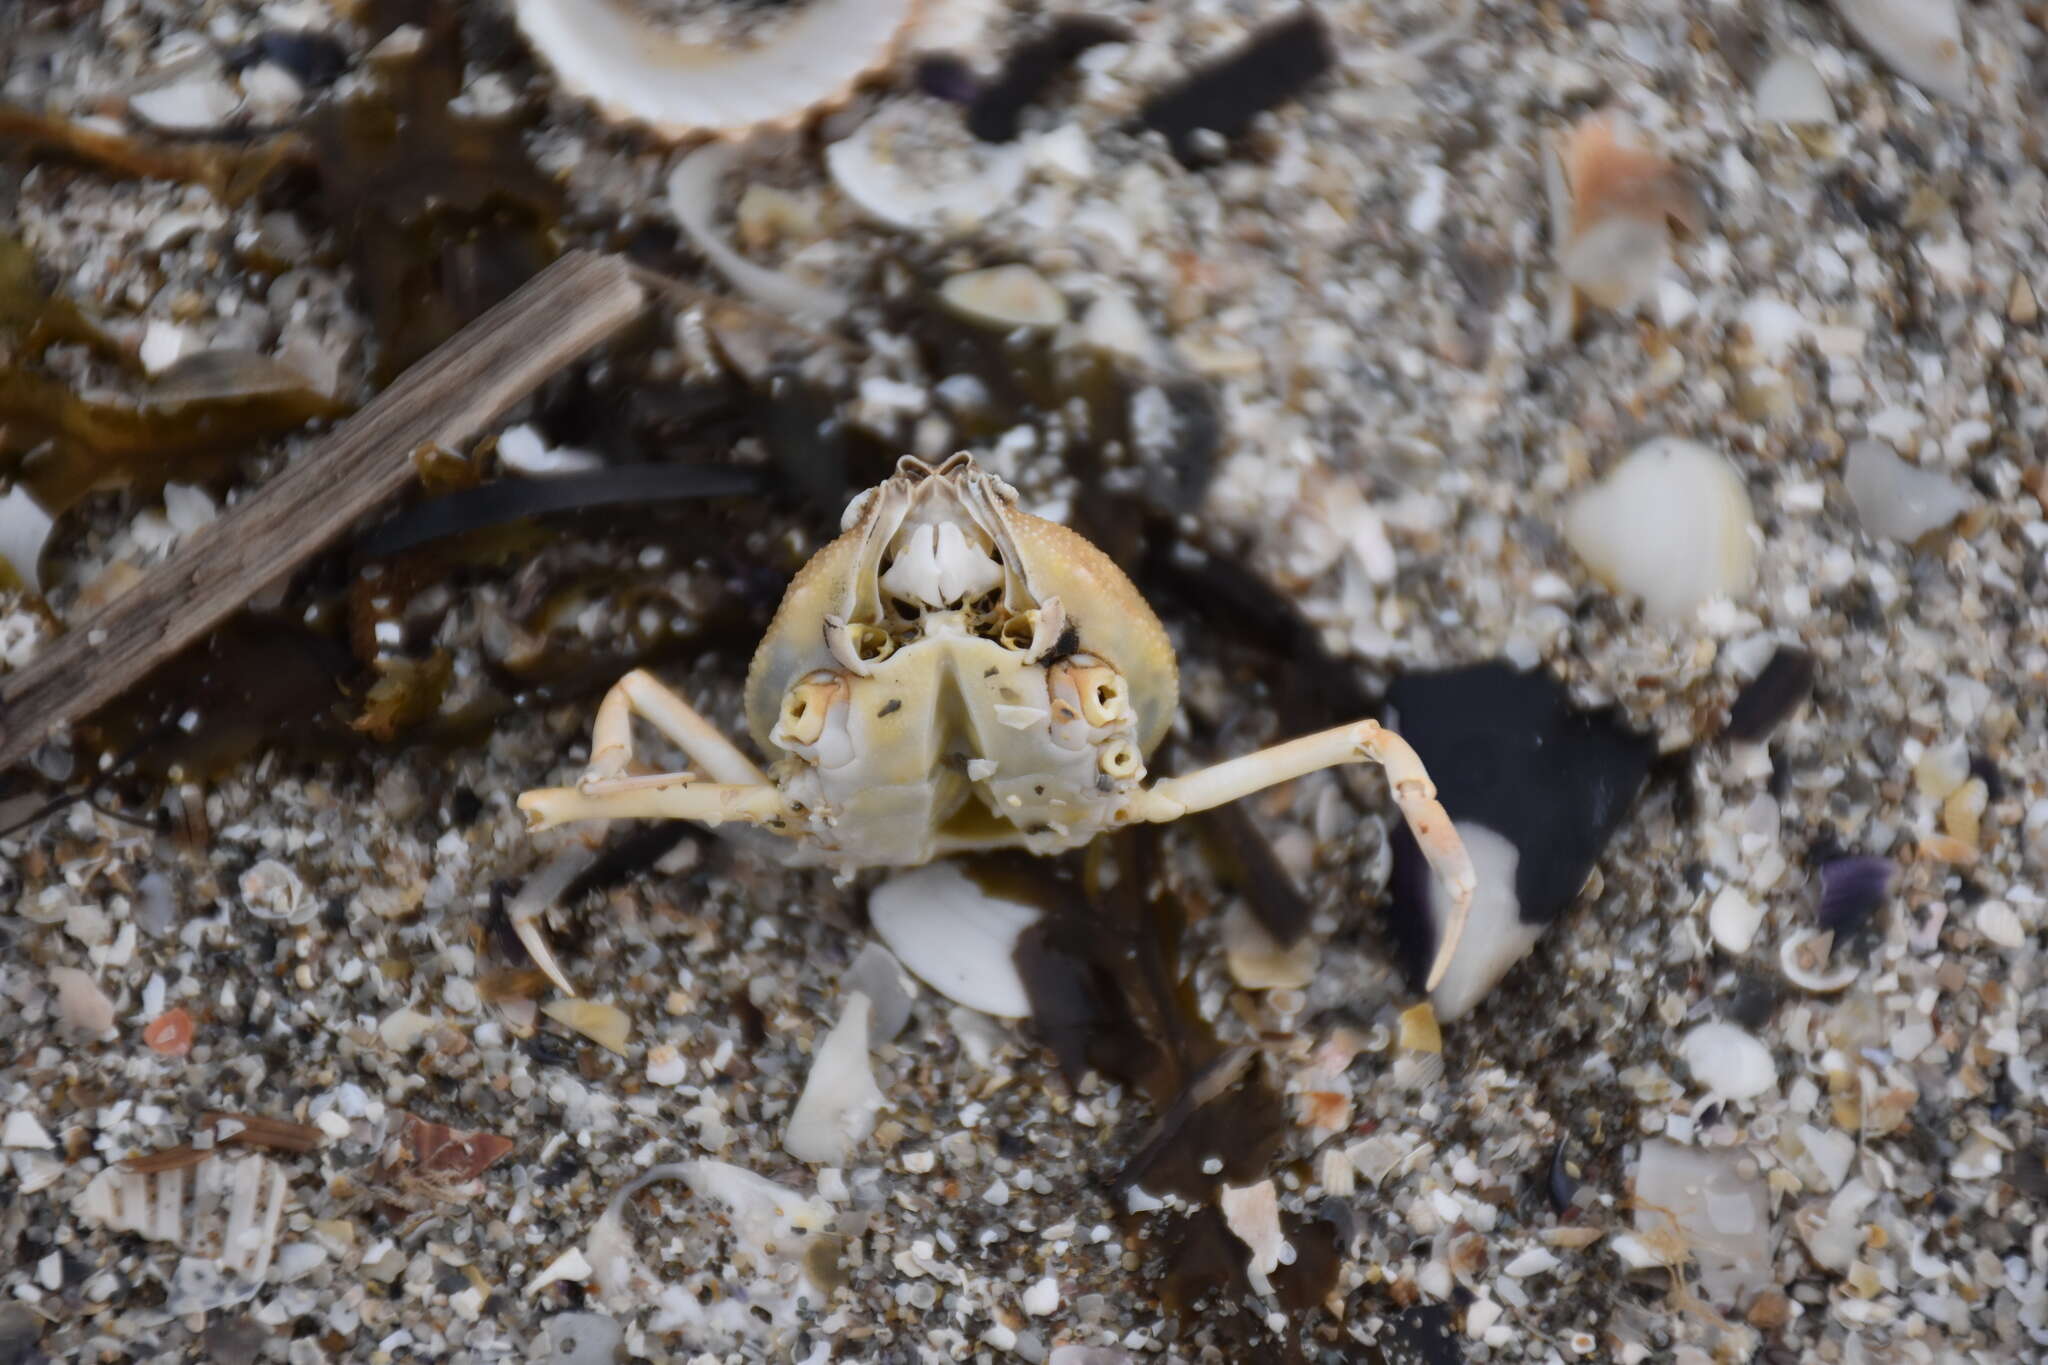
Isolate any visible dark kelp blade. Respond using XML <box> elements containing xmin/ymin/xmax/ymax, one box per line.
<box><xmin>1136</xmin><ymin>11</ymin><xmax>1336</xmax><ymax>164</ymax></box>
<box><xmin>355</xmin><ymin>463</ymin><xmax>768</xmax><ymax>559</ymax></box>
<box><xmin>966</xmin><ymin>16</ymin><xmax>1131</xmax><ymax>142</ymax></box>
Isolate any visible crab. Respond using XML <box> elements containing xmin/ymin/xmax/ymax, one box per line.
<box><xmin>517</xmin><ymin>454</ymin><xmax>1475</xmax><ymax>996</ymax></box>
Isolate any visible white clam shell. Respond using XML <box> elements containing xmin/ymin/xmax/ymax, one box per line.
<box><xmin>868</xmin><ymin>862</ymin><xmax>1039</xmax><ymax>1018</ymax></box>
<box><xmin>1562</xmin><ymin>437</ymin><xmax>1757</xmax><ymax>619</ymax></box>
<box><xmin>1679</xmin><ymin>1021</ymin><xmax>1777</xmax><ymax>1100</ymax></box>
<box><xmin>1707</xmin><ymin>886</ymin><xmax>1764</xmax><ymax>955</ymax></box>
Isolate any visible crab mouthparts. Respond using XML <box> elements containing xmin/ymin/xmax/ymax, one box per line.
<box><xmin>879</xmin><ymin>519</ymin><xmax>1004</xmax><ymax>610</ymax></box>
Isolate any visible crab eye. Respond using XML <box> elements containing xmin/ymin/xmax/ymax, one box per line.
<box><xmin>850</xmin><ymin>623</ymin><xmax>894</xmax><ymax>662</ymax></box>
<box><xmin>778</xmin><ymin>677</ymin><xmax>841</xmax><ymax>745</ymax></box>
<box><xmin>1099</xmin><ymin>742</ymin><xmax>1140</xmax><ymax>778</ymax></box>
<box><xmin>997</xmin><ymin>611</ymin><xmax>1039</xmax><ymax>651</ymax></box>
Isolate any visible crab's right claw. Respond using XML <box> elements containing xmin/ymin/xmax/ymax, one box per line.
<box><xmin>505</xmin><ymin>845</ymin><xmax>600</xmax><ymax>997</ymax></box>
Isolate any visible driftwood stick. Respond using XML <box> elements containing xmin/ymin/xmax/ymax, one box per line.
<box><xmin>0</xmin><ymin>250</ymin><xmax>648</xmax><ymax>772</ymax></box>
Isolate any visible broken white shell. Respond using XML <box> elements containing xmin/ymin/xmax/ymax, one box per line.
<box><xmin>0</xmin><ymin>484</ymin><xmax>56</xmax><ymax>594</ymax></box>
<box><xmin>1423</xmin><ymin>822</ymin><xmax>1538</xmax><ymax>1022</ymax></box>
<box><xmin>868</xmin><ymin>862</ymin><xmax>1038</xmax><ymax>1017</ymax></box>
<box><xmin>1829</xmin><ymin>0</ymin><xmax>1968</xmax><ymax>102</ymax></box>
<box><xmin>668</xmin><ymin>142</ymin><xmax>849</xmax><ymax>324</ymax></box>
<box><xmin>1562</xmin><ymin>437</ymin><xmax>1756</xmax><ymax>619</ymax></box>
<box><xmin>1780</xmin><ymin>927</ymin><xmax>1860</xmax><ymax>993</ymax></box>
<box><xmin>1843</xmin><ymin>439</ymin><xmax>1972</xmax><ymax>543</ymax></box>
<box><xmin>1679</xmin><ymin>1021</ymin><xmax>1777</xmax><ymax>1101</ymax></box>
<box><xmin>843</xmin><ymin>941</ymin><xmax>917</xmax><ymax>1041</ymax></box>
<box><xmin>49</xmin><ymin>966</ymin><xmax>117</xmax><ymax>1037</ymax></box>
<box><xmin>1218</xmin><ymin>1179</ymin><xmax>1289</xmax><ymax>1279</ymax></box>
<box><xmin>513</xmin><ymin>0</ymin><xmax>918</xmax><ymax>138</ymax></box>
<box><xmin>586</xmin><ymin>1159</ymin><xmax>832</xmax><ymax>1324</ymax></box>
<box><xmin>1753</xmin><ymin>52</ymin><xmax>1835</xmax><ymax>125</ymax></box>
<box><xmin>129</xmin><ymin>72</ymin><xmax>243</xmax><ymax>131</ymax></box>
<box><xmin>783</xmin><ymin>992</ymin><xmax>885</xmax><ymax>1165</ymax></box>
<box><xmin>1707</xmin><ymin>886</ymin><xmax>1764</xmax><ymax>955</ymax></box>
<box><xmin>826</xmin><ymin>99</ymin><xmax>1030</xmax><ymax>234</ymax></box>
<box><xmin>1633</xmin><ymin>1140</ymin><xmax>1772</xmax><ymax>1305</ymax></box>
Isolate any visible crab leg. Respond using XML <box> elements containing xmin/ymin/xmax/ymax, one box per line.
<box><xmin>585</xmin><ymin>668</ymin><xmax>768</xmax><ymax>786</ymax></box>
<box><xmin>511</xmin><ymin>777</ymin><xmax>789</xmax><ymax>995</ymax></box>
<box><xmin>1126</xmin><ymin>720</ymin><xmax>1477</xmax><ymax>993</ymax></box>
<box><xmin>520</xmin><ymin>777</ymin><xmax>789</xmax><ymax>832</ymax></box>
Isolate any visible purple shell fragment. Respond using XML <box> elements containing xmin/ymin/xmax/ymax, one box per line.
<box><xmin>1816</xmin><ymin>855</ymin><xmax>1894</xmax><ymax>934</ymax></box>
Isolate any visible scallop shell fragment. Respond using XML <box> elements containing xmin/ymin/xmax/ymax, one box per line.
<box><xmin>76</xmin><ymin>1154</ymin><xmax>289</xmax><ymax>1283</ymax></box>
<box><xmin>513</xmin><ymin>0</ymin><xmax>920</xmax><ymax>139</ymax></box>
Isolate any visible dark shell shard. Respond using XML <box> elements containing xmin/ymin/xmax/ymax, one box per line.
<box><xmin>1815</xmin><ymin>854</ymin><xmax>1895</xmax><ymax>935</ymax></box>
<box><xmin>1724</xmin><ymin>644</ymin><xmax>1816</xmax><ymax>743</ymax></box>
<box><xmin>1383</xmin><ymin>662</ymin><xmax>1655</xmax><ymax>997</ymax></box>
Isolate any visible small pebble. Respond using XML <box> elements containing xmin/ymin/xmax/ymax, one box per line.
<box><xmin>940</xmin><ymin>265</ymin><xmax>1069</xmax><ymax>330</ymax></box>
<box><xmin>1022</xmin><ymin>1275</ymin><xmax>1060</xmax><ymax>1316</ymax></box>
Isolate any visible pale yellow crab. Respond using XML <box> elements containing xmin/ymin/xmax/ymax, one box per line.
<box><xmin>518</xmin><ymin>454</ymin><xmax>1475</xmax><ymax>994</ymax></box>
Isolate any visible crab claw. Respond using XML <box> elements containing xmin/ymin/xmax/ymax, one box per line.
<box><xmin>506</xmin><ymin>845</ymin><xmax>600</xmax><ymax>997</ymax></box>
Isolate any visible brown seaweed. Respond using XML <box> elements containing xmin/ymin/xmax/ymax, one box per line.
<box><xmin>0</xmin><ymin>352</ymin><xmax>342</xmax><ymax>513</ymax></box>
<box><xmin>0</xmin><ymin>233</ymin><xmax>127</xmax><ymax>365</ymax></box>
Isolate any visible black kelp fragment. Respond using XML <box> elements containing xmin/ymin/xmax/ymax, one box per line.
<box><xmin>967</xmin><ymin>16</ymin><xmax>1130</xmax><ymax>142</ymax></box>
<box><xmin>356</xmin><ymin>464</ymin><xmax>767</xmax><ymax>559</ymax></box>
<box><xmin>1383</xmin><ymin>662</ymin><xmax>1654</xmax><ymax>998</ymax></box>
<box><xmin>1196</xmin><ymin>803</ymin><xmax>1313</xmax><ymax>947</ymax></box>
<box><xmin>1370</xmin><ymin>1305</ymin><xmax>1466</xmax><ymax>1365</ymax></box>
<box><xmin>1723</xmin><ymin>645</ymin><xmax>1815</xmax><ymax>742</ymax></box>
<box><xmin>1138</xmin><ymin>533</ymin><xmax>1377</xmax><ymax>727</ymax></box>
<box><xmin>1137</xmin><ymin>11</ymin><xmax>1336</xmax><ymax>164</ymax></box>
<box><xmin>226</xmin><ymin>30</ymin><xmax>353</xmax><ymax>89</ymax></box>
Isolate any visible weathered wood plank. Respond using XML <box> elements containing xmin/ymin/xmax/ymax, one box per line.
<box><xmin>0</xmin><ymin>249</ymin><xmax>648</xmax><ymax>771</ymax></box>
